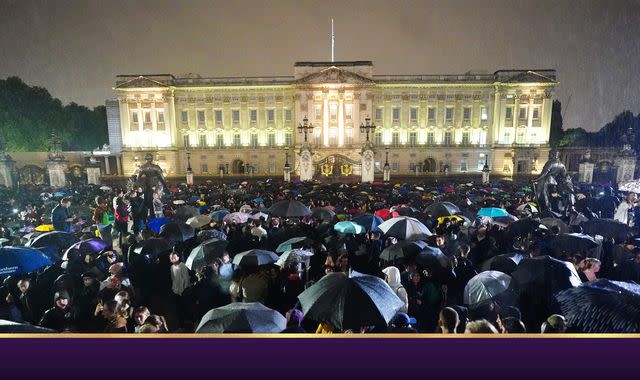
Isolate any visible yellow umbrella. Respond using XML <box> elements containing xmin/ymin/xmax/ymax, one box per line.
<box><xmin>437</xmin><ymin>215</ymin><xmax>463</xmax><ymax>225</ymax></box>
<box><xmin>35</xmin><ymin>224</ymin><xmax>55</xmax><ymax>232</ymax></box>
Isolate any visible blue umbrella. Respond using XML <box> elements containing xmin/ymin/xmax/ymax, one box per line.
<box><xmin>54</xmin><ymin>191</ymin><xmax>66</xmax><ymax>197</ymax></box>
<box><xmin>211</xmin><ymin>210</ymin><xmax>230</xmax><ymax>223</ymax></box>
<box><xmin>146</xmin><ymin>217</ymin><xmax>173</xmax><ymax>234</ymax></box>
<box><xmin>0</xmin><ymin>247</ymin><xmax>53</xmax><ymax>276</ymax></box>
<box><xmin>351</xmin><ymin>213</ymin><xmax>384</xmax><ymax>231</ymax></box>
<box><xmin>477</xmin><ymin>207</ymin><xmax>509</xmax><ymax>218</ymax></box>
<box><xmin>334</xmin><ymin>221</ymin><xmax>365</xmax><ymax>235</ymax></box>
<box><xmin>253</xmin><ymin>197</ymin><xmax>264</xmax><ymax>203</ymax></box>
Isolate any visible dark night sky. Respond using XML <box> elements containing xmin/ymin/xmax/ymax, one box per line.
<box><xmin>1</xmin><ymin>0</ymin><xmax>639</xmax><ymax>132</ymax></box>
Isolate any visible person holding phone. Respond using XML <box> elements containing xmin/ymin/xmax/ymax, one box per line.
<box><xmin>52</xmin><ymin>197</ymin><xmax>74</xmax><ymax>232</ymax></box>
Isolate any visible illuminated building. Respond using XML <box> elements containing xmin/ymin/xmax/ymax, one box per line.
<box><xmin>109</xmin><ymin>61</ymin><xmax>557</xmax><ymax>179</ymax></box>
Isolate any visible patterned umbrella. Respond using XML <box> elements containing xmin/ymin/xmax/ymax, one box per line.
<box><xmin>378</xmin><ymin>216</ymin><xmax>432</xmax><ymax>240</ymax></box>
<box><xmin>232</xmin><ymin>249</ymin><xmax>279</xmax><ymax>267</ymax></box>
<box><xmin>0</xmin><ymin>247</ymin><xmax>53</xmax><ymax>276</ymax></box>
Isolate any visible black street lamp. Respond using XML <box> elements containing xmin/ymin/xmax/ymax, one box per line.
<box><xmin>186</xmin><ymin>151</ymin><xmax>192</xmax><ymax>172</ymax></box>
<box><xmin>360</xmin><ymin>116</ymin><xmax>376</xmax><ymax>142</ymax></box>
<box><xmin>297</xmin><ymin>116</ymin><xmax>314</xmax><ymax>143</ymax></box>
<box><xmin>284</xmin><ymin>146</ymin><xmax>290</xmax><ymax>168</ymax></box>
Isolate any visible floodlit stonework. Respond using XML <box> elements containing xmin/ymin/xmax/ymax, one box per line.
<box><xmin>110</xmin><ymin>61</ymin><xmax>557</xmax><ymax>180</ymax></box>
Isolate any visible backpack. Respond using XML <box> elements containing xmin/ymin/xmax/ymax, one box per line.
<box><xmin>115</xmin><ymin>206</ymin><xmax>129</xmax><ymax>223</ymax></box>
<box><xmin>102</xmin><ymin>210</ymin><xmax>115</xmax><ymax>225</ymax></box>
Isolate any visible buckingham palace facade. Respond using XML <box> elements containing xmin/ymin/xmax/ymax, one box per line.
<box><xmin>108</xmin><ymin>61</ymin><xmax>557</xmax><ymax>180</ymax></box>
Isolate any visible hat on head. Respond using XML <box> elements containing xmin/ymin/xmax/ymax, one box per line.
<box><xmin>54</xmin><ymin>291</ymin><xmax>70</xmax><ymax>301</ymax></box>
<box><xmin>390</xmin><ymin>312</ymin><xmax>417</xmax><ymax>327</ymax></box>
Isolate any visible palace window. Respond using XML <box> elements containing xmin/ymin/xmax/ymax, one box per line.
<box><xmin>409</xmin><ymin>132</ymin><xmax>417</xmax><ymax>145</ymax></box>
<box><xmin>460</xmin><ymin>160</ymin><xmax>468</xmax><ymax>172</ymax></box>
<box><xmin>329</xmin><ymin>128</ymin><xmax>338</xmax><ymax>145</ymax></box>
<box><xmin>330</xmin><ymin>104</ymin><xmax>338</xmax><ymax>121</ymax></box>
<box><xmin>199</xmin><ymin>135</ymin><xmax>207</xmax><ymax>148</ymax></box>
<box><xmin>374</xmin><ymin>132</ymin><xmax>382</xmax><ymax>146</ymax></box>
<box><xmin>216</xmin><ymin>134</ymin><xmax>224</xmax><ymax>147</ymax></box>
<box><xmin>427</xmin><ymin>132</ymin><xmax>435</xmax><ymax>145</ymax></box>
<box><xmin>503</xmin><ymin>131</ymin><xmax>511</xmax><ymax>143</ymax></box>
<box><xmin>462</xmin><ymin>132</ymin><xmax>470</xmax><ymax>145</ymax></box>
<box><xmin>314</xmin><ymin>130</ymin><xmax>322</xmax><ymax>146</ymax></box>
<box><xmin>180</xmin><ymin>111</ymin><xmax>188</xmax><ymax>124</ymax></box>
<box><xmin>198</xmin><ymin>110</ymin><xmax>206</xmax><ymax>125</ymax></box>
<box><xmin>285</xmin><ymin>132</ymin><xmax>292</xmax><ymax>146</ymax></box>
<box><xmin>375</xmin><ymin>108</ymin><xmax>383</xmax><ymax>121</ymax></box>
<box><xmin>478</xmin><ymin>153</ymin><xmax>487</xmax><ymax>170</ymax></box>
<box><xmin>267</xmin><ymin>109</ymin><xmax>275</xmax><ymax>122</ymax></box>
<box><xmin>250</xmin><ymin>109</ymin><xmax>257</xmax><ymax>122</ymax></box>
<box><xmin>250</xmin><ymin>133</ymin><xmax>258</xmax><ymax>147</ymax></box>
<box><xmin>144</xmin><ymin>109</ymin><xmax>152</xmax><ymax>124</ymax></box>
<box><xmin>268</xmin><ymin>163</ymin><xmax>276</xmax><ymax>173</ymax></box>
<box><xmin>201</xmin><ymin>164</ymin><xmax>208</xmax><ymax>174</ymax></box>
<box><xmin>183</xmin><ymin>135</ymin><xmax>190</xmax><ymax>148</ymax></box>
<box><xmin>345</xmin><ymin>104</ymin><xmax>352</xmax><ymax>120</ymax></box>
<box><xmin>232</xmin><ymin>110</ymin><xmax>240</xmax><ymax>123</ymax></box>
<box><xmin>410</xmin><ymin>107</ymin><xmax>418</xmax><ymax>122</ymax></box>
<box><xmin>505</xmin><ymin>107</ymin><xmax>513</xmax><ymax>120</ymax></box>
<box><xmin>268</xmin><ymin>133</ymin><xmax>276</xmax><ymax>147</ymax></box>
<box><xmin>445</xmin><ymin>107</ymin><xmax>454</xmax><ymax>122</ymax></box>
<box><xmin>392</xmin><ymin>107</ymin><xmax>400</xmax><ymax>122</ymax></box>
<box><xmin>519</xmin><ymin>106</ymin><xmax>527</xmax><ymax>120</ymax></box>
<box><xmin>345</xmin><ymin>129</ymin><xmax>353</xmax><ymax>145</ymax></box>
<box><xmin>233</xmin><ymin>133</ymin><xmax>241</xmax><ymax>147</ymax></box>
<box><xmin>427</xmin><ymin>107</ymin><xmax>436</xmax><ymax>122</ymax></box>
<box><xmin>392</xmin><ymin>131</ymin><xmax>400</xmax><ymax>145</ymax></box>
<box><xmin>157</xmin><ymin>110</ymin><xmax>165</xmax><ymax>124</ymax></box>
<box><xmin>315</xmin><ymin>104</ymin><xmax>322</xmax><ymax>120</ymax></box>
<box><xmin>532</xmin><ymin>107</ymin><xmax>540</xmax><ymax>120</ymax></box>
<box><xmin>131</xmin><ymin>111</ymin><xmax>139</xmax><ymax>130</ymax></box>
<box><xmin>215</xmin><ymin>110</ymin><xmax>223</xmax><ymax>124</ymax></box>
<box><xmin>481</xmin><ymin>107</ymin><xmax>488</xmax><ymax>121</ymax></box>
<box><xmin>391</xmin><ymin>162</ymin><xmax>399</xmax><ymax>172</ymax></box>
<box><xmin>444</xmin><ymin>131</ymin><xmax>452</xmax><ymax>145</ymax></box>
<box><xmin>516</xmin><ymin>131</ymin><xmax>525</xmax><ymax>144</ymax></box>
<box><xmin>463</xmin><ymin>107</ymin><xmax>471</xmax><ymax>121</ymax></box>
<box><xmin>285</xmin><ymin>109</ymin><xmax>292</xmax><ymax>121</ymax></box>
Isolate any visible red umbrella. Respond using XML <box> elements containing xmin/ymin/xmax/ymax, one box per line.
<box><xmin>375</xmin><ymin>209</ymin><xmax>399</xmax><ymax>220</ymax></box>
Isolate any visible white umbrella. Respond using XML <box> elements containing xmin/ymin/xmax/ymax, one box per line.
<box><xmin>377</xmin><ymin>216</ymin><xmax>432</xmax><ymax>240</ymax></box>
<box><xmin>99</xmin><ymin>185</ymin><xmax>112</xmax><ymax>191</ymax></box>
<box><xmin>173</xmin><ymin>200</ymin><xmax>186</xmax><ymax>205</ymax></box>
<box><xmin>186</xmin><ymin>215</ymin><xmax>212</xmax><ymax>229</ymax></box>
<box><xmin>250</xmin><ymin>212</ymin><xmax>269</xmax><ymax>220</ymax></box>
<box><xmin>275</xmin><ymin>249</ymin><xmax>314</xmax><ymax>267</ymax></box>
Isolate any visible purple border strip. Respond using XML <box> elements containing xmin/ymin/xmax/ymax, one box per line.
<box><xmin>1</xmin><ymin>338</ymin><xmax>638</xmax><ymax>378</ymax></box>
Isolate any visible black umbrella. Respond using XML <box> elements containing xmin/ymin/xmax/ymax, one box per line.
<box><xmin>311</xmin><ymin>207</ymin><xmax>336</xmax><ymax>222</ymax></box>
<box><xmin>380</xmin><ymin>240</ymin><xmax>428</xmax><ymax>261</ymax></box>
<box><xmin>159</xmin><ymin>222</ymin><xmax>195</xmax><ymax>243</ymax></box>
<box><xmin>174</xmin><ymin>206</ymin><xmax>200</xmax><ymax>221</ymax></box>
<box><xmin>232</xmin><ymin>249</ymin><xmax>279</xmax><ymax>267</ymax></box>
<box><xmin>26</xmin><ymin>231</ymin><xmax>79</xmax><ymax>254</ymax></box>
<box><xmin>550</xmin><ymin>233</ymin><xmax>599</xmax><ymax>255</ymax></box>
<box><xmin>0</xmin><ymin>319</ymin><xmax>57</xmax><ymax>333</ymax></box>
<box><xmin>197</xmin><ymin>229</ymin><xmax>227</xmax><ymax>242</ymax></box>
<box><xmin>512</xmin><ymin>255</ymin><xmax>581</xmax><ymax>329</ymax></box>
<box><xmin>424</xmin><ymin>202</ymin><xmax>461</xmax><ymax>218</ymax></box>
<box><xmin>480</xmin><ymin>252</ymin><xmax>526</xmax><ymax>275</ymax></box>
<box><xmin>581</xmin><ymin>219</ymin><xmax>633</xmax><ymax>242</ymax></box>
<box><xmin>195</xmin><ymin>302</ymin><xmax>286</xmax><ymax>333</ymax></box>
<box><xmin>185</xmin><ymin>238</ymin><xmax>229</xmax><ymax>271</ymax></box>
<box><xmin>556</xmin><ymin>279</ymin><xmax>640</xmax><ymax>333</ymax></box>
<box><xmin>416</xmin><ymin>246</ymin><xmax>450</xmax><ymax>269</ymax></box>
<box><xmin>137</xmin><ymin>238</ymin><xmax>173</xmax><ymax>257</ymax></box>
<box><xmin>268</xmin><ymin>200</ymin><xmax>310</xmax><ymax>218</ymax></box>
<box><xmin>297</xmin><ymin>272</ymin><xmax>404</xmax><ymax>330</ymax></box>
<box><xmin>505</xmin><ymin>218</ymin><xmax>542</xmax><ymax>241</ymax></box>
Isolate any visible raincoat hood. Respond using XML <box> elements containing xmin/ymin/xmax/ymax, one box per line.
<box><xmin>382</xmin><ymin>266</ymin><xmax>402</xmax><ymax>291</ymax></box>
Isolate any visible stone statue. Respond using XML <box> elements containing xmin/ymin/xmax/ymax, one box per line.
<box><xmin>533</xmin><ymin>150</ymin><xmax>574</xmax><ymax>212</ymax></box>
<box><xmin>130</xmin><ymin>153</ymin><xmax>168</xmax><ymax>192</ymax></box>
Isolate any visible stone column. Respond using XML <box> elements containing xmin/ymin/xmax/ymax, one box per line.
<box><xmin>360</xmin><ymin>147</ymin><xmax>375</xmax><ymax>183</ymax></box>
<box><xmin>298</xmin><ymin>146</ymin><xmax>314</xmax><ymax>182</ymax></box>
<box><xmin>0</xmin><ymin>155</ymin><xmax>16</xmax><ymax>188</ymax></box>
<box><xmin>86</xmin><ymin>156</ymin><xmax>102</xmax><ymax>185</ymax></box>
<box><xmin>46</xmin><ymin>159</ymin><xmax>68</xmax><ymax>188</ymax></box>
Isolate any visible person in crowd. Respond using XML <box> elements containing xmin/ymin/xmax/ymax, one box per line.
<box><xmin>132</xmin><ymin>306</ymin><xmax>151</xmax><ymax>333</ymax></box>
<box><xmin>114</xmin><ymin>197</ymin><xmax>130</xmax><ymax>248</ymax></box>
<box><xmin>39</xmin><ymin>291</ymin><xmax>76</xmax><ymax>332</ymax></box>
<box><xmin>388</xmin><ymin>312</ymin><xmax>418</xmax><ymax>333</ymax></box>
<box><xmin>501</xmin><ymin>317</ymin><xmax>527</xmax><ymax>333</ymax></box>
<box><xmin>152</xmin><ymin>192</ymin><xmax>164</xmax><ymax>218</ymax></box>
<box><xmin>281</xmin><ymin>309</ymin><xmax>307</xmax><ymax>333</ymax></box>
<box><xmin>541</xmin><ymin>314</ymin><xmax>567</xmax><ymax>333</ymax></box>
<box><xmin>438</xmin><ymin>307</ymin><xmax>459</xmax><ymax>334</ymax></box>
<box><xmin>614</xmin><ymin>192</ymin><xmax>637</xmax><ymax>226</ymax></box>
<box><xmin>51</xmin><ymin>197</ymin><xmax>74</xmax><ymax>232</ymax></box>
<box><xmin>382</xmin><ymin>266</ymin><xmax>409</xmax><ymax>313</ymax></box>
<box><xmin>578</xmin><ymin>258</ymin><xmax>601</xmax><ymax>282</ymax></box>
<box><xmin>465</xmin><ymin>319</ymin><xmax>499</xmax><ymax>334</ymax></box>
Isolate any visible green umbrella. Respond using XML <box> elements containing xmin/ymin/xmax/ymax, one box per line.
<box><xmin>333</xmin><ymin>221</ymin><xmax>365</xmax><ymax>235</ymax></box>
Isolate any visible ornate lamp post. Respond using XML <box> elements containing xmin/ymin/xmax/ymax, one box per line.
<box><xmin>383</xmin><ymin>147</ymin><xmax>391</xmax><ymax>182</ymax></box>
<box><xmin>297</xmin><ymin>116</ymin><xmax>314</xmax><ymax>144</ymax></box>
<box><xmin>185</xmin><ymin>151</ymin><xmax>194</xmax><ymax>186</ymax></box>
<box><xmin>297</xmin><ymin>116</ymin><xmax>315</xmax><ymax>181</ymax></box>
<box><xmin>482</xmin><ymin>155</ymin><xmax>491</xmax><ymax>184</ymax></box>
<box><xmin>283</xmin><ymin>146</ymin><xmax>291</xmax><ymax>182</ymax></box>
<box><xmin>360</xmin><ymin>116</ymin><xmax>376</xmax><ymax>143</ymax></box>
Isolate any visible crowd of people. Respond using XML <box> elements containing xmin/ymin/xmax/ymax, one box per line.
<box><xmin>1</xmin><ymin>176</ymin><xmax>639</xmax><ymax>334</ymax></box>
